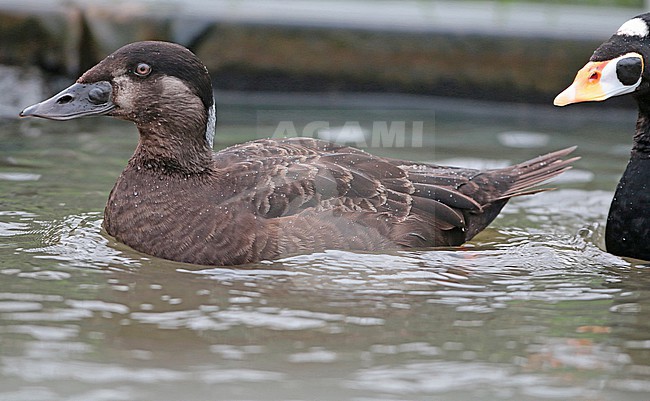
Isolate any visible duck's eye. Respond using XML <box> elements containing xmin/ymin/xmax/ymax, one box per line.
<box><xmin>134</xmin><ymin>63</ymin><xmax>152</xmax><ymax>77</ymax></box>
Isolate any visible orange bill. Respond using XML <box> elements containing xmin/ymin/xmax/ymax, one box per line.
<box><xmin>554</xmin><ymin>53</ymin><xmax>644</xmax><ymax>107</ymax></box>
<box><xmin>554</xmin><ymin>60</ymin><xmax>611</xmax><ymax>106</ymax></box>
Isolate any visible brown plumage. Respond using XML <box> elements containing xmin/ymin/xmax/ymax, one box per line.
<box><xmin>20</xmin><ymin>41</ymin><xmax>577</xmax><ymax>266</ymax></box>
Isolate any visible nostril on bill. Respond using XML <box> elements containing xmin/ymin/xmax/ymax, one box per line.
<box><xmin>56</xmin><ymin>94</ymin><xmax>74</xmax><ymax>104</ymax></box>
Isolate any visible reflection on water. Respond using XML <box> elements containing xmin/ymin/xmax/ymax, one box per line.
<box><xmin>1</xmin><ymin>97</ymin><xmax>650</xmax><ymax>400</ymax></box>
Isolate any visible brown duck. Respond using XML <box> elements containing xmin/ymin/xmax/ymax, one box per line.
<box><xmin>21</xmin><ymin>41</ymin><xmax>576</xmax><ymax>266</ymax></box>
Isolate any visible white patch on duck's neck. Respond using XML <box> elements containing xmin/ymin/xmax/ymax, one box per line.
<box><xmin>160</xmin><ymin>76</ymin><xmax>214</xmax><ymax>147</ymax></box>
<box><xmin>616</xmin><ymin>18</ymin><xmax>649</xmax><ymax>37</ymax></box>
<box><xmin>205</xmin><ymin>102</ymin><xmax>216</xmax><ymax>149</ymax></box>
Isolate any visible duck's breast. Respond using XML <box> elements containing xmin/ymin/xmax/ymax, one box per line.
<box><xmin>103</xmin><ymin>168</ymin><xmax>268</xmax><ymax>265</ymax></box>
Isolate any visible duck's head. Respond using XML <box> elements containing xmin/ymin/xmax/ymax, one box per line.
<box><xmin>20</xmin><ymin>41</ymin><xmax>216</xmax><ymax>148</ymax></box>
<box><xmin>555</xmin><ymin>13</ymin><xmax>650</xmax><ymax>107</ymax></box>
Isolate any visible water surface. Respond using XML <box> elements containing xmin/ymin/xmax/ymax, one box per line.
<box><xmin>1</xmin><ymin>94</ymin><xmax>649</xmax><ymax>400</ymax></box>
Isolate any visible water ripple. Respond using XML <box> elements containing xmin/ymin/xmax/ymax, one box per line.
<box><xmin>4</xmin><ymin>325</ymin><xmax>78</xmax><ymax>341</ymax></box>
<box><xmin>0</xmin><ymin>301</ymin><xmax>42</xmax><ymax>312</ymax></box>
<box><xmin>0</xmin><ymin>221</ymin><xmax>32</xmax><ymax>237</ymax></box>
<box><xmin>2</xmin><ymin>357</ymin><xmax>284</xmax><ymax>385</ymax></box>
<box><xmin>25</xmin><ymin>213</ymin><xmax>141</xmax><ymax>269</ymax></box>
<box><xmin>348</xmin><ymin>360</ymin><xmax>592</xmax><ymax>398</ymax></box>
<box><xmin>0</xmin><ymin>172</ymin><xmax>41</xmax><ymax>181</ymax></box>
<box><xmin>0</xmin><ymin>211</ymin><xmax>37</xmax><ymax>237</ymax></box>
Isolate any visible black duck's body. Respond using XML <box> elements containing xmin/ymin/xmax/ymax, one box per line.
<box><xmin>606</xmin><ymin>153</ymin><xmax>650</xmax><ymax>260</ymax></box>
<box><xmin>555</xmin><ymin>12</ymin><xmax>650</xmax><ymax>261</ymax></box>
<box><xmin>605</xmin><ymin>103</ymin><xmax>650</xmax><ymax>260</ymax></box>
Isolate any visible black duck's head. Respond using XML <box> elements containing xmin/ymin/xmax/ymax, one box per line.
<box><xmin>555</xmin><ymin>13</ymin><xmax>650</xmax><ymax>107</ymax></box>
<box><xmin>20</xmin><ymin>41</ymin><xmax>216</xmax><ymax>148</ymax></box>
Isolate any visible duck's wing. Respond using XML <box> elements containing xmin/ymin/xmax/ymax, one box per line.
<box><xmin>213</xmin><ymin>138</ymin><xmax>576</xmax><ymax>248</ymax></box>
<box><xmin>388</xmin><ymin>147</ymin><xmax>577</xmax><ymax>241</ymax></box>
<box><xmin>214</xmin><ymin>137</ymin><xmax>415</xmax><ymax>219</ymax></box>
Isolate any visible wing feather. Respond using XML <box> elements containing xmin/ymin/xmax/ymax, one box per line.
<box><xmin>211</xmin><ymin>138</ymin><xmax>576</xmax><ymax>250</ymax></box>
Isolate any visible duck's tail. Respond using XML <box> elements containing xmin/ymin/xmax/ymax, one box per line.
<box><xmin>460</xmin><ymin>146</ymin><xmax>579</xmax><ymax>241</ymax></box>
<box><xmin>495</xmin><ymin>146</ymin><xmax>579</xmax><ymax>200</ymax></box>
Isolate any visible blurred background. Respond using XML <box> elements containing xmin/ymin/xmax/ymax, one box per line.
<box><xmin>0</xmin><ymin>0</ymin><xmax>648</xmax><ymax>116</ymax></box>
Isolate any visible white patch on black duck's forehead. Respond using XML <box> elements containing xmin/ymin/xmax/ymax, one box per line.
<box><xmin>616</xmin><ymin>17</ymin><xmax>649</xmax><ymax>37</ymax></box>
